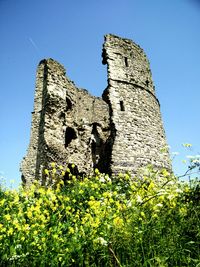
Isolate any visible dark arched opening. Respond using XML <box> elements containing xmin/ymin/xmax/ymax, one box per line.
<box><xmin>65</xmin><ymin>127</ymin><xmax>76</xmax><ymax>148</ymax></box>
<box><xmin>66</xmin><ymin>97</ymin><xmax>72</xmax><ymax>112</ymax></box>
<box><xmin>124</xmin><ymin>57</ymin><xmax>129</xmax><ymax>67</ymax></box>
<box><xmin>120</xmin><ymin>100</ymin><xmax>125</xmax><ymax>111</ymax></box>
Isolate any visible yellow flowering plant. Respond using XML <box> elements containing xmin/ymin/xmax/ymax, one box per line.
<box><xmin>0</xmin><ymin>163</ymin><xmax>199</xmax><ymax>266</ymax></box>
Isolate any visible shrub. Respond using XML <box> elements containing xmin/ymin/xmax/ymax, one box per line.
<box><xmin>0</xmin><ymin>165</ymin><xmax>199</xmax><ymax>266</ymax></box>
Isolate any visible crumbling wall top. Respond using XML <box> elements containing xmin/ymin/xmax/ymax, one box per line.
<box><xmin>102</xmin><ymin>34</ymin><xmax>155</xmax><ymax>96</ymax></box>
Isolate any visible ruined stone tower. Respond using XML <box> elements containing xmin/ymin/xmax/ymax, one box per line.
<box><xmin>21</xmin><ymin>34</ymin><xmax>171</xmax><ymax>185</ymax></box>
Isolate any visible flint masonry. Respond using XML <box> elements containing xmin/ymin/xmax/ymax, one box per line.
<box><xmin>21</xmin><ymin>34</ymin><xmax>171</xmax><ymax>185</ymax></box>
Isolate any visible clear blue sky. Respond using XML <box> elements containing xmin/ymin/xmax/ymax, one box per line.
<box><xmin>0</xmin><ymin>0</ymin><xmax>200</xmax><ymax>188</ymax></box>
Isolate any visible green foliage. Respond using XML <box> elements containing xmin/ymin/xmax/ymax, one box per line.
<box><xmin>0</xmin><ymin>165</ymin><xmax>199</xmax><ymax>266</ymax></box>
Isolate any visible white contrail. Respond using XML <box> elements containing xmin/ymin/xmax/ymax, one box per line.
<box><xmin>28</xmin><ymin>37</ymin><xmax>39</xmax><ymax>52</ymax></box>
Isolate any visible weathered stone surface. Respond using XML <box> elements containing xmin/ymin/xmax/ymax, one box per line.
<box><xmin>21</xmin><ymin>34</ymin><xmax>171</xmax><ymax>185</ymax></box>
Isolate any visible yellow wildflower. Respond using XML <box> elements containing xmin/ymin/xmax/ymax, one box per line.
<box><xmin>8</xmin><ymin>228</ymin><xmax>14</xmax><ymax>235</ymax></box>
<box><xmin>52</xmin><ymin>168</ymin><xmax>57</xmax><ymax>174</ymax></box>
<box><xmin>44</xmin><ymin>169</ymin><xmax>49</xmax><ymax>175</ymax></box>
<box><xmin>4</xmin><ymin>214</ymin><xmax>11</xmax><ymax>221</ymax></box>
<box><xmin>162</xmin><ymin>169</ymin><xmax>170</xmax><ymax>177</ymax></box>
<box><xmin>0</xmin><ymin>199</ymin><xmax>5</xmax><ymax>206</ymax></box>
<box><xmin>27</xmin><ymin>210</ymin><xmax>32</xmax><ymax>219</ymax></box>
<box><xmin>182</xmin><ymin>143</ymin><xmax>192</xmax><ymax>148</ymax></box>
<box><xmin>68</xmin><ymin>227</ymin><xmax>75</xmax><ymax>234</ymax></box>
<box><xmin>113</xmin><ymin>217</ymin><xmax>123</xmax><ymax>226</ymax></box>
<box><xmin>51</xmin><ymin>162</ymin><xmax>56</xmax><ymax>168</ymax></box>
<box><xmin>41</xmin><ymin>237</ymin><xmax>46</xmax><ymax>242</ymax></box>
<box><xmin>34</xmin><ymin>230</ymin><xmax>38</xmax><ymax>235</ymax></box>
<box><xmin>95</xmin><ymin>168</ymin><xmax>99</xmax><ymax>174</ymax></box>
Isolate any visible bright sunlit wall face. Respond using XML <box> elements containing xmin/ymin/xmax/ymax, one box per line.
<box><xmin>21</xmin><ymin>35</ymin><xmax>171</xmax><ymax>185</ymax></box>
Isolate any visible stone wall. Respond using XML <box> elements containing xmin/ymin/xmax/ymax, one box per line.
<box><xmin>21</xmin><ymin>34</ymin><xmax>171</xmax><ymax>185</ymax></box>
<box><xmin>102</xmin><ymin>34</ymin><xmax>171</xmax><ymax>175</ymax></box>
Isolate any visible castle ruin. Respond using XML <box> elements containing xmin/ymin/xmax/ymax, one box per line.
<box><xmin>21</xmin><ymin>34</ymin><xmax>171</xmax><ymax>185</ymax></box>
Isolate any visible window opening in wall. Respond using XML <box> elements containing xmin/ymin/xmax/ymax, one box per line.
<box><xmin>65</xmin><ymin>127</ymin><xmax>76</xmax><ymax>148</ymax></box>
<box><xmin>124</xmin><ymin>57</ymin><xmax>129</xmax><ymax>67</ymax></box>
<box><xmin>120</xmin><ymin>100</ymin><xmax>125</xmax><ymax>111</ymax></box>
<box><xmin>146</xmin><ymin>80</ymin><xmax>149</xmax><ymax>87</ymax></box>
<box><xmin>66</xmin><ymin>97</ymin><xmax>72</xmax><ymax>112</ymax></box>
<box><xmin>102</xmin><ymin>48</ymin><xmax>107</xmax><ymax>65</ymax></box>
<box><xmin>91</xmin><ymin>123</ymin><xmax>102</xmax><ymax>167</ymax></box>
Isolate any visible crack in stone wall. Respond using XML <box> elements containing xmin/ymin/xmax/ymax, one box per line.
<box><xmin>21</xmin><ymin>34</ymin><xmax>171</xmax><ymax>185</ymax></box>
